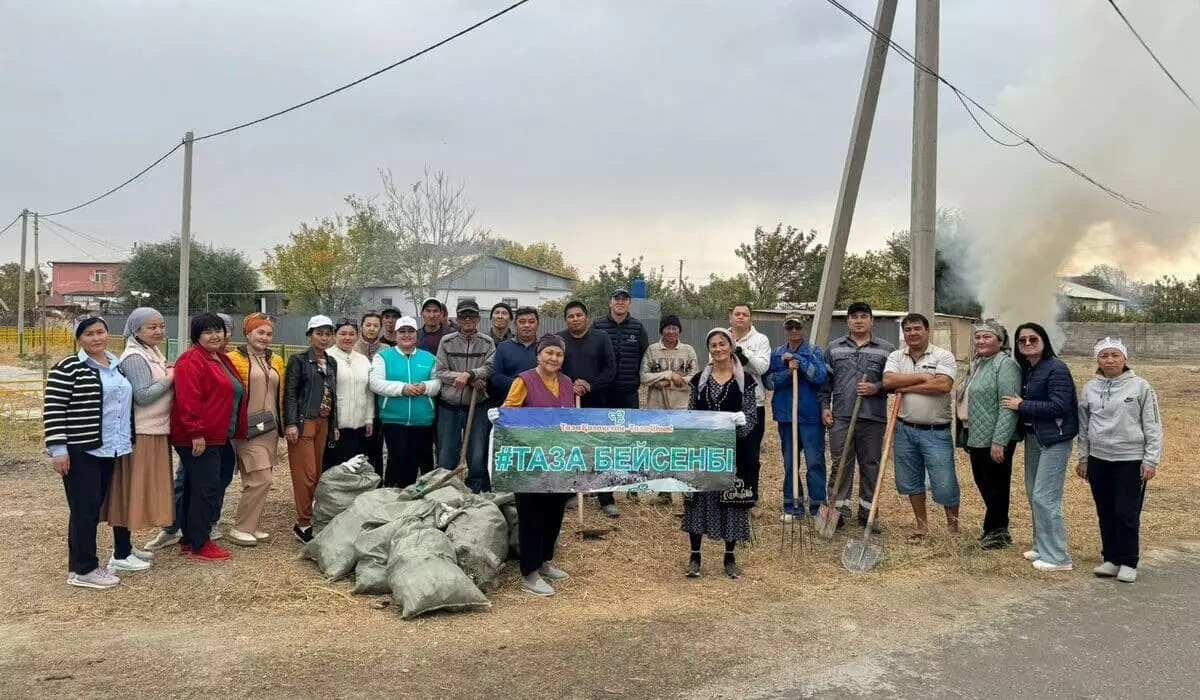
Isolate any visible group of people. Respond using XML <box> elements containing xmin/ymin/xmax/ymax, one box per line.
<box><xmin>44</xmin><ymin>290</ymin><xmax>1164</xmax><ymax>594</ymax></box>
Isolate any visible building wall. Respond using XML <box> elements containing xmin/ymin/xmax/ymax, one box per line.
<box><xmin>1061</xmin><ymin>322</ymin><xmax>1200</xmax><ymax>359</ymax></box>
<box><xmin>361</xmin><ymin>257</ymin><xmax>574</xmax><ymax>316</ymax></box>
<box><xmin>361</xmin><ymin>286</ymin><xmax>573</xmax><ymax>316</ymax></box>
<box><xmin>48</xmin><ymin>262</ymin><xmax>120</xmax><ymax>304</ymax></box>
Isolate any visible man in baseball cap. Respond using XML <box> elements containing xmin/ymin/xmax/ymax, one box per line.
<box><xmin>418</xmin><ymin>297</ymin><xmax>453</xmax><ymax>355</ymax></box>
<box><xmin>433</xmin><ymin>297</ymin><xmax>495</xmax><ymax>492</ymax></box>
<box><xmin>768</xmin><ymin>311</ymin><xmax>828</xmax><ymax>521</ymax></box>
<box><xmin>379</xmin><ymin>306</ymin><xmax>403</xmax><ymax>347</ymax></box>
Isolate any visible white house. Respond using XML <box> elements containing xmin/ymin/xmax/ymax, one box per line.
<box><xmin>1056</xmin><ymin>280</ymin><xmax>1128</xmax><ymax>316</ymax></box>
<box><xmin>360</xmin><ymin>255</ymin><xmax>574</xmax><ymax>316</ymax></box>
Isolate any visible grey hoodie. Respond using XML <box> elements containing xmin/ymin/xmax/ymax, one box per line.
<box><xmin>1078</xmin><ymin>370</ymin><xmax>1163</xmax><ymax>467</ymax></box>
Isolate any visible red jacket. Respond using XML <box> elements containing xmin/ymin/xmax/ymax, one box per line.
<box><xmin>170</xmin><ymin>345</ymin><xmax>249</xmax><ymax>447</ymax></box>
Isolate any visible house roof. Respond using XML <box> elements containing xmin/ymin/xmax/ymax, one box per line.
<box><xmin>435</xmin><ymin>254</ymin><xmax>575</xmax><ymax>285</ymax></box>
<box><xmin>1056</xmin><ymin>280</ymin><xmax>1127</xmax><ymax>302</ymax></box>
<box><xmin>48</xmin><ymin>260</ymin><xmax>123</xmax><ymax>266</ymax></box>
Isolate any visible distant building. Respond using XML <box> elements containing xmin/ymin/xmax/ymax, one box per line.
<box><xmin>361</xmin><ymin>255</ymin><xmax>574</xmax><ymax>316</ymax></box>
<box><xmin>47</xmin><ymin>261</ymin><xmax>122</xmax><ymax>311</ymax></box>
<box><xmin>752</xmin><ymin>307</ymin><xmax>976</xmax><ymax>361</ymax></box>
<box><xmin>1056</xmin><ymin>280</ymin><xmax>1127</xmax><ymax>316</ymax></box>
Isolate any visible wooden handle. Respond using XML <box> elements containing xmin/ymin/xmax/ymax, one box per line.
<box><xmin>458</xmin><ymin>385</ymin><xmax>478</xmax><ymax>467</ymax></box>
<box><xmin>828</xmin><ymin>374</ymin><xmax>869</xmax><ymax>501</ymax></box>
<box><xmin>576</xmin><ymin>394</ymin><xmax>584</xmax><ymax>525</ymax></box>
<box><xmin>791</xmin><ymin>368</ymin><xmax>800</xmax><ymax>510</ymax></box>
<box><xmin>862</xmin><ymin>396</ymin><xmax>902</xmax><ymax>529</ymax></box>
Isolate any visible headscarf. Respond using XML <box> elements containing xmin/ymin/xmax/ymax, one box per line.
<box><xmin>243</xmin><ymin>312</ymin><xmax>273</xmax><ymax>336</ymax></box>
<box><xmin>958</xmin><ymin>318</ymin><xmax>1010</xmax><ymax>405</ymax></box>
<box><xmin>536</xmin><ymin>333</ymin><xmax>566</xmax><ymax>355</ymax></box>
<box><xmin>970</xmin><ymin>318</ymin><xmax>1010</xmax><ymax>356</ymax></box>
<box><xmin>1093</xmin><ymin>336</ymin><xmax>1128</xmax><ymax>359</ymax></box>
<box><xmin>123</xmin><ymin>307</ymin><xmax>163</xmax><ymax>339</ymax></box>
<box><xmin>73</xmin><ymin>314</ymin><xmax>107</xmax><ymax>339</ymax></box>
<box><xmin>698</xmin><ymin>327</ymin><xmax>745</xmax><ymax>394</ymax></box>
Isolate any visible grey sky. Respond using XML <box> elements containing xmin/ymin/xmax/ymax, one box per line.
<box><xmin>3</xmin><ymin>0</ymin><xmax>1188</xmax><ymax>287</ymax></box>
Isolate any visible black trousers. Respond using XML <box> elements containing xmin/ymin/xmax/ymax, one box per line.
<box><xmin>967</xmin><ymin>441</ymin><xmax>1017</xmax><ymax>537</ymax></box>
<box><xmin>62</xmin><ymin>449</ymin><xmax>115</xmax><ymax>575</ymax></box>
<box><xmin>1087</xmin><ymin>457</ymin><xmax>1146</xmax><ymax>568</ymax></box>
<box><xmin>744</xmin><ymin>406</ymin><xmax>766</xmax><ymax>499</ymax></box>
<box><xmin>363</xmin><ymin>418</ymin><xmax>384</xmax><ymax>476</ymax></box>
<box><xmin>175</xmin><ymin>446</ymin><xmax>222</xmax><ymax>549</ymax></box>
<box><xmin>323</xmin><ymin>426</ymin><xmax>367</xmax><ymax>471</ymax></box>
<box><xmin>598</xmin><ymin>389</ymin><xmax>640</xmax><ymax>507</ymax></box>
<box><xmin>381</xmin><ymin>423</ymin><xmax>435</xmax><ymax>488</ymax></box>
<box><xmin>516</xmin><ymin>493</ymin><xmax>570</xmax><ymax>576</ymax></box>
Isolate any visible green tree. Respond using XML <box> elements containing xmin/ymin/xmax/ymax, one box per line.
<box><xmin>1142</xmin><ymin>275</ymin><xmax>1200</xmax><ymax>322</ymax></box>
<box><xmin>262</xmin><ymin>215</ymin><xmax>377</xmax><ymax>314</ymax></box>
<box><xmin>493</xmin><ymin>240</ymin><xmax>579</xmax><ymax>279</ymax></box>
<box><xmin>0</xmin><ymin>262</ymin><xmax>45</xmax><ymax>314</ymax></box>
<box><xmin>735</xmin><ymin>224</ymin><xmax>826</xmax><ymax>306</ymax></box>
<box><xmin>119</xmin><ymin>238</ymin><xmax>259</xmax><ymax>313</ymax></box>
<box><xmin>541</xmin><ymin>254</ymin><xmax>697</xmax><ymax>318</ymax></box>
<box><xmin>682</xmin><ymin>273</ymin><xmax>757</xmax><ymax>318</ymax></box>
<box><xmin>837</xmin><ymin>250</ymin><xmax>907</xmax><ymax>310</ymax></box>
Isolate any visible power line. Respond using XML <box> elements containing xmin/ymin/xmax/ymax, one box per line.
<box><xmin>823</xmin><ymin>0</ymin><xmax>1158</xmax><ymax>214</ymax></box>
<box><xmin>40</xmin><ymin>142</ymin><xmax>184</xmax><ymax>218</ymax></box>
<box><xmin>194</xmin><ymin>0</ymin><xmax>532</xmax><ymax>142</ymax></box>
<box><xmin>1106</xmin><ymin>0</ymin><xmax>1200</xmax><ymax>112</ymax></box>
<box><xmin>39</xmin><ymin>217</ymin><xmax>129</xmax><ymax>254</ymax></box>
<box><xmin>0</xmin><ymin>213</ymin><xmax>21</xmax><ymax>238</ymax></box>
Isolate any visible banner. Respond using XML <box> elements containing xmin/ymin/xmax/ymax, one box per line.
<box><xmin>488</xmin><ymin>407</ymin><xmax>738</xmax><ymax>494</ymax></box>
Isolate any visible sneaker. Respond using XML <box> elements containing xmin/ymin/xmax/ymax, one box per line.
<box><xmin>653</xmin><ymin>493</ymin><xmax>672</xmax><ymax>506</ymax></box>
<box><xmin>780</xmin><ymin>513</ymin><xmax>795</xmax><ymax>523</ymax></box>
<box><xmin>1117</xmin><ymin>566</ymin><xmax>1138</xmax><ymax>583</ymax></box>
<box><xmin>1022</xmin><ymin>550</ymin><xmax>1040</xmax><ymax>561</ymax></box>
<box><xmin>253</xmin><ymin>531</ymin><xmax>271</xmax><ymax>542</ymax></box>
<box><xmin>227</xmin><ymin>528</ymin><xmax>258</xmax><ymax>547</ymax></box>
<box><xmin>188</xmin><ymin>540</ymin><xmax>231</xmax><ymax>562</ymax></box>
<box><xmin>107</xmin><ymin>554</ymin><xmax>152</xmax><ymax>572</ymax></box>
<box><xmin>1093</xmin><ymin>561</ymin><xmax>1120</xmax><ymax>578</ymax></box>
<box><xmin>724</xmin><ymin>560</ymin><xmax>743</xmax><ymax>579</ymax></box>
<box><xmin>179</xmin><ymin>544</ymin><xmax>192</xmax><ymax>555</ymax></box>
<box><xmin>144</xmin><ymin>529</ymin><xmax>181</xmax><ymax>551</ymax></box>
<box><xmin>521</xmin><ymin>573</ymin><xmax>555</xmax><ymax>596</ymax></box>
<box><xmin>1032</xmin><ymin>559</ymin><xmax>1074</xmax><ymax>573</ymax></box>
<box><xmin>210</xmin><ymin>525</ymin><xmax>225</xmax><ymax>541</ymax></box>
<box><xmin>293</xmin><ymin>524</ymin><xmax>313</xmax><ymax>543</ymax></box>
<box><xmin>685</xmin><ymin>560</ymin><xmax>701</xmax><ymax>578</ymax></box>
<box><xmin>130</xmin><ymin>546</ymin><xmax>156</xmax><ymax>561</ymax></box>
<box><xmin>69</xmin><ymin>568</ymin><xmax>120</xmax><ymax>589</ymax></box>
<box><xmin>539</xmin><ymin>562</ymin><xmax>569</xmax><ymax>581</ymax></box>
<box><xmin>601</xmin><ymin>504</ymin><xmax>620</xmax><ymax>518</ymax></box>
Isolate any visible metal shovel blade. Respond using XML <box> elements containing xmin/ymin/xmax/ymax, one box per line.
<box><xmin>815</xmin><ymin>508</ymin><xmax>840</xmax><ymax>540</ymax></box>
<box><xmin>841</xmin><ymin>539</ymin><xmax>883</xmax><ymax>572</ymax></box>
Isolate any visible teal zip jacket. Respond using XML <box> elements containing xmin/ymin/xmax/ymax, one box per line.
<box><xmin>368</xmin><ymin>346</ymin><xmax>441</xmax><ymax>426</ymax></box>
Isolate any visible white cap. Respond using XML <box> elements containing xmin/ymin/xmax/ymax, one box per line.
<box><xmin>1093</xmin><ymin>336</ymin><xmax>1128</xmax><ymax>358</ymax></box>
<box><xmin>396</xmin><ymin>316</ymin><xmax>419</xmax><ymax>330</ymax></box>
<box><xmin>306</xmin><ymin>315</ymin><xmax>335</xmax><ymax>332</ymax></box>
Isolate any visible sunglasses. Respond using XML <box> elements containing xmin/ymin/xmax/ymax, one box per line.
<box><xmin>1017</xmin><ymin>336</ymin><xmax>1042</xmax><ymax>346</ymax></box>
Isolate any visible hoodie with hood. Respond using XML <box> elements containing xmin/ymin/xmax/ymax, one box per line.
<box><xmin>1078</xmin><ymin>369</ymin><xmax>1163</xmax><ymax>467</ymax></box>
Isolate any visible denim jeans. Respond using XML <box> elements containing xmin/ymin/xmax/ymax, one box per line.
<box><xmin>893</xmin><ymin>423</ymin><xmax>960</xmax><ymax>507</ymax></box>
<box><xmin>437</xmin><ymin>403</ymin><xmax>491</xmax><ymax>493</ymax></box>
<box><xmin>1024</xmin><ymin>437</ymin><xmax>1072</xmax><ymax>565</ymax></box>
<box><xmin>777</xmin><ymin>422</ymin><xmax>827</xmax><ymax>515</ymax></box>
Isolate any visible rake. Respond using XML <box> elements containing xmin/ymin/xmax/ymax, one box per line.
<box><xmin>781</xmin><ymin>368</ymin><xmax>811</xmax><ymax>557</ymax></box>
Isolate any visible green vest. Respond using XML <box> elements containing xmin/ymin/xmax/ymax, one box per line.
<box><xmin>377</xmin><ymin>346</ymin><xmax>437</xmax><ymax>426</ymax></box>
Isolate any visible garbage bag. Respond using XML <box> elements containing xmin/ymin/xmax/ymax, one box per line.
<box><xmin>444</xmin><ymin>501</ymin><xmax>509</xmax><ymax>592</ymax></box>
<box><xmin>401</xmin><ymin>468</ymin><xmax>469</xmax><ymax>500</ymax></box>
<box><xmin>312</xmin><ymin>455</ymin><xmax>380</xmax><ymax>535</ymax></box>
<box><xmin>353</xmin><ymin>515</ymin><xmax>431</xmax><ymax>595</ymax></box>
<box><xmin>387</xmin><ymin>528</ymin><xmax>490</xmax><ymax>619</ymax></box>
<box><xmin>480</xmin><ymin>492</ymin><xmax>519</xmax><ymax>558</ymax></box>
<box><xmin>425</xmin><ymin>485</ymin><xmax>467</xmax><ymax>509</ymax></box>
<box><xmin>304</xmin><ymin>487</ymin><xmax>405</xmax><ymax>579</ymax></box>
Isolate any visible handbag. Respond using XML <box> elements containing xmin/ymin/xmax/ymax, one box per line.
<box><xmin>245</xmin><ymin>355</ymin><xmax>278</xmax><ymax>438</ymax></box>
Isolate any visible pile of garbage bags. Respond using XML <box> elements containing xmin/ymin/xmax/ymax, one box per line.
<box><xmin>303</xmin><ymin>459</ymin><xmax>520</xmax><ymax>620</ymax></box>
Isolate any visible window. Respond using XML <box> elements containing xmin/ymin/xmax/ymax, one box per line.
<box><xmin>380</xmin><ymin>296</ymin><xmax>393</xmax><ymax>307</ymax></box>
<box><xmin>502</xmin><ymin>297</ymin><xmax>518</xmax><ymax>308</ymax></box>
<box><xmin>92</xmin><ymin>269</ymin><xmax>109</xmax><ymax>284</ymax></box>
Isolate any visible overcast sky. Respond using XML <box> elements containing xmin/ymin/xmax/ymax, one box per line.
<box><xmin>1</xmin><ymin>0</ymin><xmax>1192</xmax><ymax>286</ymax></box>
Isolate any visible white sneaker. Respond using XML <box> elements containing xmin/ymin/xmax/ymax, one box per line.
<box><xmin>1022</xmin><ymin>550</ymin><xmax>1040</xmax><ymax>561</ymax></box>
<box><xmin>108</xmin><ymin>554</ymin><xmax>152</xmax><ymax>572</ymax></box>
<box><xmin>130</xmin><ymin>546</ymin><xmax>155</xmax><ymax>561</ymax></box>
<box><xmin>1032</xmin><ymin>559</ymin><xmax>1074</xmax><ymax>573</ymax></box>
<box><xmin>522</xmin><ymin>573</ymin><xmax>555</xmax><ymax>596</ymax></box>
<box><xmin>210</xmin><ymin>525</ymin><xmax>225</xmax><ymax>541</ymax></box>
<box><xmin>253</xmin><ymin>531</ymin><xmax>271</xmax><ymax>542</ymax></box>
<box><xmin>780</xmin><ymin>513</ymin><xmax>795</xmax><ymax>523</ymax></box>
<box><xmin>144</xmin><ymin>529</ymin><xmax>181</xmax><ymax>551</ymax></box>
<box><xmin>69</xmin><ymin>568</ymin><xmax>120</xmax><ymax>589</ymax></box>
<box><xmin>227</xmin><ymin>528</ymin><xmax>258</xmax><ymax>547</ymax></box>
<box><xmin>1117</xmin><ymin>565</ymin><xmax>1138</xmax><ymax>583</ymax></box>
<box><xmin>1093</xmin><ymin>561</ymin><xmax>1119</xmax><ymax>578</ymax></box>
<box><xmin>539</xmin><ymin>562</ymin><xmax>569</xmax><ymax>581</ymax></box>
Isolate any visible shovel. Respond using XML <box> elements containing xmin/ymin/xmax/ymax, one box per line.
<box><xmin>841</xmin><ymin>397</ymin><xmax>901</xmax><ymax>573</ymax></box>
<box><xmin>574</xmin><ymin>395</ymin><xmax>612</xmax><ymax>539</ymax></box>
<box><xmin>815</xmin><ymin>374</ymin><xmax>868</xmax><ymax>539</ymax></box>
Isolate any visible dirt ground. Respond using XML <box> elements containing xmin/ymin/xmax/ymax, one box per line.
<box><xmin>1</xmin><ymin>359</ymin><xmax>1196</xmax><ymax>699</ymax></box>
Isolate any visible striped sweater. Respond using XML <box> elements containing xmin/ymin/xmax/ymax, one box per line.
<box><xmin>43</xmin><ymin>355</ymin><xmax>134</xmax><ymax>452</ymax></box>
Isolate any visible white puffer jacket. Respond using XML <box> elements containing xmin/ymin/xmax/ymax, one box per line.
<box><xmin>327</xmin><ymin>346</ymin><xmax>375</xmax><ymax>429</ymax></box>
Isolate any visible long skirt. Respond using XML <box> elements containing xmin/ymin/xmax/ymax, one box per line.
<box><xmin>681</xmin><ymin>493</ymin><xmax>751</xmax><ymax>542</ymax></box>
<box><xmin>102</xmin><ymin>434</ymin><xmax>175</xmax><ymax>530</ymax></box>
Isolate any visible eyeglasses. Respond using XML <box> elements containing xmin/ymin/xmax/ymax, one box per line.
<box><xmin>336</xmin><ymin>318</ymin><xmax>359</xmax><ymax>328</ymax></box>
<box><xmin>1017</xmin><ymin>337</ymin><xmax>1042</xmax><ymax>346</ymax></box>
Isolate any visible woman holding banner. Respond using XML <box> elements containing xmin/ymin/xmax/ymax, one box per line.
<box><xmin>682</xmin><ymin>328</ymin><xmax>754</xmax><ymax>579</ymax></box>
<box><xmin>489</xmin><ymin>334</ymin><xmax>575</xmax><ymax>597</ymax></box>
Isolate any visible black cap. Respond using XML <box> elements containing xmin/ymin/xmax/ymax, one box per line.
<box><xmin>456</xmin><ymin>299</ymin><xmax>481</xmax><ymax>316</ymax></box>
<box><xmin>490</xmin><ymin>302</ymin><xmax>513</xmax><ymax>317</ymax></box>
<box><xmin>660</xmin><ymin>314</ymin><xmax>682</xmax><ymax>332</ymax></box>
<box><xmin>611</xmin><ymin>287</ymin><xmax>631</xmax><ymax>299</ymax></box>
<box><xmin>420</xmin><ymin>297</ymin><xmax>445</xmax><ymax>312</ymax></box>
<box><xmin>846</xmin><ymin>302</ymin><xmax>873</xmax><ymax>317</ymax></box>
<box><xmin>381</xmin><ymin>306</ymin><xmax>402</xmax><ymax>318</ymax></box>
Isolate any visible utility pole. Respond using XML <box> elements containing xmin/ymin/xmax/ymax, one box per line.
<box><xmin>34</xmin><ymin>214</ymin><xmax>47</xmax><ymax>382</ymax></box>
<box><xmin>810</xmin><ymin>0</ymin><xmax>898</xmax><ymax>348</ymax></box>
<box><xmin>176</xmin><ymin>131</ymin><xmax>194</xmax><ymax>354</ymax></box>
<box><xmin>678</xmin><ymin>259</ymin><xmax>685</xmax><ymax>288</ymax></box>
<box><xmin>16</xmin><ymin>210</ymin><xmax>28</xmax><ymax>356</ymax></box>
<box><xmin>909</xmin><ymin>0</ymin><xmax>939</xmax><ymax>319</ymax></box>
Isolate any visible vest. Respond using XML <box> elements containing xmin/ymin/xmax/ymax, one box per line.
<box><xmin>516</xmin><ymin>368</ymin><xmax>575</xmax><ymax>408</ymax></box>
<box><xmin>377</xmin><ymin>346</ymin><xmax>437</xmax><ymax>426</ymax></box>
<box><xmin>119</xmin><ymin>340</ymin><xmax>172</xmax><ymax>435</ymax></box>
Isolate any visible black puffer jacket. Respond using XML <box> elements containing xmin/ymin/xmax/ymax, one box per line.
<box><xmin>284</xmin><ymin>348</ymin><xmax>338</xmax><ymax>429</ymax></box>
<box><xmin>592</xmin><ymin>314</ymin><xmax>649</xmax><ymax>395</ymax></box>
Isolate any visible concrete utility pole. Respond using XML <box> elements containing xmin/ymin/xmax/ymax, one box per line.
<box><xmin>810</xmin><ymin>0</ymin><xmax>898</xmax><ymax>348</ymax></box>
<box><xmin>34</xmin><ymin>214</ymin><xmax>47</xmax><ymax>381</ymax></box>
<box><xmin>176</xmin><ymin>131</ymin><xmax>194</xmax><ymax>353</ymax></box>
<box><xmin>909</xmin><ymin>0</ymin><xmax>940</xmax><ymax>319</ymax></box>
<box><xmin>16</xmin><ymin>210</ymin><xmax>28</xmax><ymax>356</ymax></box>
<box><xmin>678</xmin><ymin>259</ymin><xmax>685</xmax><ymax>288</ymax></box>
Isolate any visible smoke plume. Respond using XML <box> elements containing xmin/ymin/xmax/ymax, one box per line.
<box><xmin>945</xmin><ymin>0</ymin><xmax>1200</xmax><ymax>331</ymax></box>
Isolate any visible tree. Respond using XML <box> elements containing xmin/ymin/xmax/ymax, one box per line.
<box><xmin>0</xmin><ymin>262</ymin><xmax>45</xmax><ymax>314</ymax></box>
<box><xmin>541</xmin><ymin>253</ymin><xmax>697</xmax><ymax>318</ymax></box>
<box><xmin>735</xmin><ymin>224</ymin><xmax>825</xmax><ymax>306</ymax></box>
<box><xmin>352</xmin><ymin>168</ymin><xmax>492</xmax><ymax>308</ymax></box>
<box><xmin>837</xmin><ymin>250</ymin><xmax>907</xmax><ymax>311</ymax></box>
<box><xmin>493</xmin><ymin>239</ymin><xmax>579</xmax><ymax>279</ymax></box>
<box><xmin>119</xmin><ymin>238</ymin><xmax>259</xmax><ymax>313</ymax></box>
<box><xmin>1142</xmin><ymin>275</ymin><xmax>1200</xmax><ymax>322</ymax></box>
<box><xmin>884</xmin><ymin>208</ymin><xmax>983</xmax><ymax>317</ymax></box>
<box><xmin>684</xmin><ymin>274</ymin><xmax>757</xmax><ymax>318</ymax></box>
<box><xmin>1069</xmin><ymin>264</ymin><xmax>1145</xmax><ymax>309</ymax></box>
<box><xmin>262</xmin><ymin>217</ymin><xmax>362</xmax><ymax>314</ymax></box>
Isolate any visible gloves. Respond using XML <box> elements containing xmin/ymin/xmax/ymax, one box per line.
<box><xmin>730</xmin><ymin>411</ymin><xmax>747</xmax><ymax>427</ymax></box>
<box><xmin>733</xmin><ymin>346</ymin><xmax>748</xmax><ymax>363</ymax></box>
<box><xmin>486</xmin><ymin>408</ymin><xmax>500</xmax><ymax>423</ymax></box>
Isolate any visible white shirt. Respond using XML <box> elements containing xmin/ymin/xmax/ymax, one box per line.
<box><xmin>730</xmin><ymin>326</ymin><xmax>772</xmax><ymax>407</ymax></box>
<box><xmin>884</xmin><ymin>343</ymin><xmax>957</xmax><ymax>425</ymax></box>
<box><xmin>327</xmin><ymin>346</ymin><xmax>375</xmax><ymax>429</ymax></box>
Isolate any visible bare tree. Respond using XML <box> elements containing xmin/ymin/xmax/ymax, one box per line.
<box><xmin>378</xmin><ymin>167</ymin><xmax>492</xmax><ymax>306</ymax></box>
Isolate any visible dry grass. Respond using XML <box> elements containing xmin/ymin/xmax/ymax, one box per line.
<box><xmin>2</xmin><ymin>359</ymin><xmax>1197</xmax><ymax>644</ymax></box>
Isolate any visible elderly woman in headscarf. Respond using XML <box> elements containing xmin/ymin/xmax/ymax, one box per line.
<box><xmin>955</xmin><ymin>318</ymin><xmax>1021</xmax><ymax>550</ymax></box>
<box><xmin>96</xmin><ymin>308</ymin><xmax>175</xmax><ymax>571</ymax></box>
<box><xmin>682</xmin><ymin>328</ymin><xmax>753</xmax><ymax>580</ymax></box>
